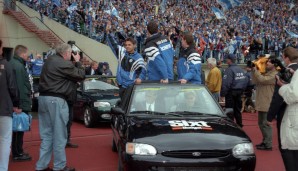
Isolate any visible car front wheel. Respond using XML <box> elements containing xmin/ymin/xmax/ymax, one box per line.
<box><xmin>84</xmin><ymin>107</ymin><xmax>96</xmax><ymax>128</ymax></box>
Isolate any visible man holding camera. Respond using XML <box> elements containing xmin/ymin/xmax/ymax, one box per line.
<box><xmin>35</xmin><ymin>43</ymin><xmax>85</xmax><ymax>171</ymax></box>
<box><xmin>267</xmin><ymin>47</ymin><xmax>298</xmax><ymax>165</ymax></box>
<box><xmin>252</xmin><ymin>55</ymin><xmax>278</xmax><ymax>151</ymax></box>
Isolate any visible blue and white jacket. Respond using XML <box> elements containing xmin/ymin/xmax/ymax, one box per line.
<box><xmin>143</xmin><ymin>33</ymin><xmax>174</xmax><ymax>81</ymax></box>
<box><xmin>177</xmin><ymin>46</ymin><xmax>202</xmax><ymax>84</ymax></box>
<box><xmin>116</xmin><ymin>48</ymin><xmax>146</xmax><ymax>88</ymax></box>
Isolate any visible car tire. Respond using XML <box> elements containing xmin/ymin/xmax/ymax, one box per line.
<box><xmin>84</xmin><ymin>107</ymin><xmax>96</xmax><ymax>128</ymax></box>
<box><xmin>112</xmin><ymin>138</ymin><xmax>117</xmax><ymax>152</ymax></box>
<box><xmin>118</xmin><ymin>143</ymin><xmax>124</xmax><ymax>171</ymax></box>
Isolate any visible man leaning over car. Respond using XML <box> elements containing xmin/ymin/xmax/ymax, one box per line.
<box><xmin>35</xmin><ymin>43</ymin><xmax>85</xmax><ymax>171</ymax></box>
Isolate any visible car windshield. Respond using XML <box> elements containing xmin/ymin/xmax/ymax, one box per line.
<box><xmin>129</xmin><ymin>85</ymin><xmax>223</xmax><ymax>117</ymax></box>
<box><xmin>84</xmin><ymin>79</ymin><xmax>119</xmax><ymax>91</ymax></box>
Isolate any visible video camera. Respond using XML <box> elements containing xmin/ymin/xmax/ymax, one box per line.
<box><xmin>270</xmin><ymin>58</ymin><xmax>293</xmax><ymax>83</ymax></box>
<box><xmin>67</xmin><ymin>41</ymin><xmax>82</xmax><ymax>61</ymax></box>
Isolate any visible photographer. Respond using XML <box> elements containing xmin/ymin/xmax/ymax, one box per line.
<box><xmin>35</xmin><ymin>43</ymin><xmax>85</xmax><ymax>171</ymax></box>
<box><xmin>267</xmin><ymin>47</ymin><xmax>298</xmax><ymax>170</ymax></box>
<box><xmin>278</xmin><ymin>68</ymin><xmax>298</xmax><ymax>171</ymax></box>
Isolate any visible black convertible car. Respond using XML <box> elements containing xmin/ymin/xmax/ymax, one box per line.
<box><xmin>32</xmin><ymin>76</ymin><xmax>120</xmax><ymax>128</ymax></box>
<box><xmin>111</xmin><ymin>83</ymin><xmax>256</xmax><ymax>171</ymax></box>
<box><xmin>73</xmin><ymin>77</ymin><xmax>120</xmax><ymax>127</ymax></box>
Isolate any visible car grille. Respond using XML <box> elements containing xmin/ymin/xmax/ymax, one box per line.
<box><xmin>161</xmin><ymin>150</ymin><xmax>229</xmax><ymax>158</ymax></box>
<box><xmin>150</xmin><ymin>166</ymin><xmax>238</xmax><ymax>171</ymax></box>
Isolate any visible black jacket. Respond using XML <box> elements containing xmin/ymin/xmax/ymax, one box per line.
<box><xmin>85</xmin><ymin>66</ymin><xmax>101</xmax><ymax>75</ymax></box>
<box><xmin>0</xmin><ymin>57</ymin><xmax>19</xmax><ymax>116</ymax></box>
<box><xmin>267</xmin><ymin>63</ymin><xmax>298</xmax><ymax>122</ymax></box>
<box><xmin>39</xmin><ymin>54</ymin><xmax>85</xmax><ymax>100</ymax></box>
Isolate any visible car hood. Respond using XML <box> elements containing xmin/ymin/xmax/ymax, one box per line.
<box><xmin>127</xmin><ymin>117</ymin><xmax>251</xmax><ymax>150</ymax></box>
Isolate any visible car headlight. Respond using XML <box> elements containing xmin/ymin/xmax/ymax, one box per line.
<box><xmin>126</xmin><ymin>143</ymin><xmax>157</xmax><ymax>155</ymax></box>
<box><xmin>94</xmin><ymin>102</ymin><xmax>110</xmax><ymax>108</ymax></box>
<box><xmin>232</xmin><ymin>143</ymin><xmax>254</xmax><ymax>157</ymax></box>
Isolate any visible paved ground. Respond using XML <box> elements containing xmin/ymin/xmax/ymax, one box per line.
<box><xmin>9</xmin><ymin>112</ymin><xmax>285</xmax><ymax>171</ymax></box>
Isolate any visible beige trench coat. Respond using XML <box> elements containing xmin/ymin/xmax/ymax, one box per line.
<box><xmin>252</xmin><ymin>69</ymin><xmax>278</xmax><ymax>112</ymax></box>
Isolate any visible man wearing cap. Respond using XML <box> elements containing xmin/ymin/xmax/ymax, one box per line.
<box><xmin>220</xmin><ymin>54</ymin><xmax>248</xmax><ymax>127</ymax></box>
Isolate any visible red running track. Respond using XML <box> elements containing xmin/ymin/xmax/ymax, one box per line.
<box><xmin>9</xmin><ymin>112</ymin><xmax>285</xmax><ymax>171</ymax></box>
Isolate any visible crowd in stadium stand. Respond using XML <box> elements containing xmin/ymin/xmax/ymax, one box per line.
<box><xmin>20</xmin><ymin>0</ymin><xmax>298</xmax><ymax>63</ymax></box>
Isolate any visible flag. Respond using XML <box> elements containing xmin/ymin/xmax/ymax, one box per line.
<box><xmin>160</xmin><ymin>0</ymin><xmax>166</xmax><ymax>13</ymax></box>
<box><xmin>289</xmin><ymin>3</ymin><xmax>295</xmax><ymax>11</ymax></box>
<box><xmin>292</xmin><ymin>15</ymin><xmax>298</xmax><ymax>25</ymax></box>
<box><xmin>52</xmin><ymin>0</ymin><xmax>61</xmax><ymax>7</ymax></box>
<box><xmin>67</xmin><ymin>2</ymin><xmax>77</xmax><ymax>12</ymax></box>
<box><xmin>211</xmin><ymin>7</ymin><xmax>226</xmax><ymax>20</ymax></box>
<box><xmin>239</xmin><ymin>16</ymin><xmax>251</xmax><ymax>25</ymax></box>
<box><xmin>285</xmin><ymin>29</ymin><xmax>298</xmax><ymax>38</ymax></box>
<box><xmin>254</xmin><ymin>9</ymin><xmax>261</xmax><ymax>16</ymax></box>
<box><xmin>217</xmin><ymin>0</ymin><xmax>245</xmax><ymax>11</ymax></box>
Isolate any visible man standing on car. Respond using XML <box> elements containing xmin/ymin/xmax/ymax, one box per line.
<box><xmin>220</xmin><ymin>54</ymin><xmax>248</xmax><ymax>127</ymax></box>
<box><xmin>116</xmin><ymin>37</ymin><xmax>146</xmax><ymax>100</ymax></box>
<box><xmin>177</xmin><ymin>32</ymin><xmax>202</xmax><ymax>84</ymax></box>
<box><xmin>9</xmin><ymin>45</ymin><xmax>32</xmax><ymax>162</ymax></box>
<box><xmin>0</xmin><ymin>39</ymin><xmax>21</xmax><ymax>171</ymax></box>
<box><xmin>143</xmin><ymin>21</ymin><xmax>174</xmax><ymax>83</ymax></box>
<box><xmin>252</xmin><ymin>56</ymin><xmax>278</xmax><ymax>151</ymax></box>
<box><xmin>35</xmin><ymin>43</ymin><xmax>85</xmax><ymax>171</ymax></box>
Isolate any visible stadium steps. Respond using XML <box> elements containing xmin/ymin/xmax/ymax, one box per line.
<box><xmin>3</xmin><ymin>9</ymin><xmax>62</xmax><ymax>46</ymax></box>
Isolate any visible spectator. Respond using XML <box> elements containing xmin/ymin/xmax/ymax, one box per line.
<box><xmin>252</xmin><ymin>56</ymin><xmax>278</xmax><ymax>151</ymax></box>
<box><xmin>9</xmin><ymin>45</ymin><xmax>32</xmax><ymax>162</ymax></box>
<box><xmin>35</xmin><ymin>43</ymin><xmax>85</xmax><ymax>171</ymax></box>
<box><xmin>0</xmin><ymin>39</ymin><xmax>21</xmax><ymax>171</ymax></box>
<box><xmin>220</xmin><ymin>54</ymin><xmax>248</xmax><ymax>127</ymax></box>
<box><xmin>85</xmin><ymin>61</ymin><xmax>100</xmax><ymax>75</ymax></box>
<box><xmin>99</xmin><ymin>62</ymin><xmax>113</xmax><ymax>76</ymax></box>
<box><xmin>178</xmin><ymin>32</ymin><xmax>202</xmax><ymax>84</ymax></box>
<box><xmin>206</xmin><ymin>57</ymin><xmax>222</xmax><ymax>101</ymax></box>
<box><xmin>143</xmin><ymin>20</ymin><xmax>174</xmax><ymax>83</ymax></box>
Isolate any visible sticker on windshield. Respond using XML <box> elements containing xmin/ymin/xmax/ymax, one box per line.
<box><xmin>168</xmin><ymin>120</ymin><xmax>212</xmax><ymax>131</ymax></box>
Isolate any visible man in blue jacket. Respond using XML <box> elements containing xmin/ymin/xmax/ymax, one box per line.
<box><xmin>220</xmin><ymin>54</ymin><xmax>248</xmax><ymax>127</ymax></box>
<box><xmin>177</xmin><ymin>32</ymin><xmax>202</xmax><ymax>84</ymax></box>
<box><xmin>30</xmin><ymin>54</ymin><xmax>44</xmax><ymax>76</ymax></box>
<box><xmin>116</xmin><ymin>37</ymin><xmax>146</xmax><ymax>99</ymax></box>
<box><xmin>143</xmin><ymin>21</ymin><xmax>174</xmax><ymax>83</ymax></box>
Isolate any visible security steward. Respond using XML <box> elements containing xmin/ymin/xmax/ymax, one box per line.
<box><xmin>220</xmin><ymin>54</ymin><xmax>248</xmax><ymax>127</ymax></box>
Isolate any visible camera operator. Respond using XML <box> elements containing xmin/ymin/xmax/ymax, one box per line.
<box><xmin>266</xmin><ymin>47</ymin><xmax>298</xmax><ymax>169</ymax></box>
<box><xmin>252</xmin><ymin>55</ymin><xmax>278</xmax><ymax>151</ymax></box>
<box><xmin>35</xmin><ymin>43</ymin><xmax>85</xmax><ymax>171</ymax></box>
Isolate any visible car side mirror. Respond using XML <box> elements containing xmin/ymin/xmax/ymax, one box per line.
<box><xmin>111</xmin><ymin>107</ymin><xmax>125</xmax><ymax>115</ymax></box>
<box><xmin>224</xmin><ymin>108</ymin><xmax>234</xmax><ymax>118</ymax></box>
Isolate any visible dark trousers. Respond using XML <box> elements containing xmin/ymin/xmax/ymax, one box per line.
<box><xmin>12</xmin><ymin>131</ymin><xmax>24</xmax><ymax>157</ymax></box>
<box><xmin>281</xmin><ymin>149</ymin><xmax>298</xmax><ymax>171</ymax></box>
<box><xmin>67</xmin><ymin>103</ymin><xmax>73</xmax><ymax>143</ymax></box>
<box><xmin>225</xmin><ymin>90</ymin><xmax>243</xmax><ymax>127</ymax></box>
<box><xmin>11</xmin><ymin>111</ymin><xmax>29</xmax><ymax>157</ymax></box>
